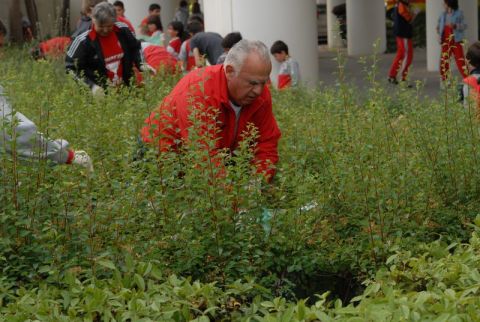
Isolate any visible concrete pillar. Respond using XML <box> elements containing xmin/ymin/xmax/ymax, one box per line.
<box><xmin>459</xmin><ymin>0</ymin><xmax>478</xmax><ymax>46</ymax></box>
<box><xmin>203</xmin><ymin>0</ymin><xmax>233</xmax><ymax>36</ymax></box>
<box><xmin>121</xmin><ymin>0</ymin><xmax>178</xmax><ymax>34</ymax></box>
<box><xmin>326</xmin><ymin>0</ymin><xmax>345</xmax><ymax>48</ymax></box>
<box><xmin>204</xmin><ymin>0</ymin><xmax>319</xmax><ymax>88</ymax></box>
<box><xmin>346</xmin><ymin>0</ymin><xmax>386</xmax><ymax>56</ymax></box>
<box><xmin>426</xmin><ymin>0</ymin><xmax>443</xmax><ymax>71</ymax></box>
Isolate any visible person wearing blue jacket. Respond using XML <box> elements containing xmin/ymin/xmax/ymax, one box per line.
<box><xmin>437</xmin><ymin>0</ymin><xmax>468</xmax><ymax>81</ymax></box>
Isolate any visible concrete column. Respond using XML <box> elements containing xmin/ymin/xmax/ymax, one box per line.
<box><xmin>121</xmin><ymin>0</ymin><xmax>178</xmax><ymax>34</ymax></box>
<box><xmin>346</xmin><ymin>0</ymin><xmax>386</xmax><ymax>56</ymax></box>
<box><xmin>426</xmin><ymin>0</ymin><xmax>443</xmax><ymax>71</ymax></box>
<box><xmin>459</xmin><ymin>0</ymin><xmax>478</xmax><ymax>46</ymax></box>
<box><xmin>203</xmin><ymin>0</ymin><xmax>233</xmax><ymax>36</ymax></box>
<box><xmin>204</xmin><ymin>0</ymin><xmax>319</xmax><ymax>88</ymax></box>
<box><xmin>326</xmin><ymin>0</ymin><xmax>345</xmax><ymax>48</ymax></box>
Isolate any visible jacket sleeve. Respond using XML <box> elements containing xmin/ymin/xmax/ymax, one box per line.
<box><xmin>122</xmin><ymin>26</ymin><xmax>143</xmax><ymax>69</ymax></box>
<box><xmin>65</xmin><ymin>36</ymin><xmax>97</xmax><ymax>89</ymax></box>
<box><xmin>455</xmin><ymin>11</ymin><xmax>467</xmax><ymax>32</ymax></box>
<box><xmin>398</xmin><ymin>3</ymin><xmax>412</xmax><ymax>22</ymax></box>
<box><xmin>252</xmin><ymin>88</ymin><xmax>281</xmax><ymax>181</ymax></box>
<box><xmin>141</xmin><ymin>94</ymin><xmax>181</xmax><ymax>152</ymax></box>
<box><xmin>0</xmin><ymin>87</ymin><xmax>72</xmax><ymax>164</ymax></box>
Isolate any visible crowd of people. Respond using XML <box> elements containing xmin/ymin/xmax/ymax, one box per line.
<box><xmin>2</xmin><ymin>0</ymin><xmax>480</xmax><ymax>183</ymax></box>
<box><xmin>0</xmin><ymin>0</ymin><xmax>296</xmax><ymax>182</ymax></box>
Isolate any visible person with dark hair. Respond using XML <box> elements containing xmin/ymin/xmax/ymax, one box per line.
<box><xmin>173</xmin><ymin>1</ymin><xmax>189</xmax><ymax>27</ymax></box>
<box><xmin>0</xmin><ymin>20</ymin><xmax>7</xmax><ymax>47</ymax></box>
<box><xmin>141</xmin><ymin>40</ymin><xmax>281</xmax><ymax>182</ymax></box>
<box><xmin>437</xmin><ymin>0</ymin><xmax>468</xmax><ymax>81</ymax></box>
<box><xmin>388</xmin><ymin>0</ymin><xmax>417</xmax><ymax>85</ymax></box>
<box><xmin>0</xmin><ymin>85</ymin><xmax>93</xmax><ymax>172</ymax></box>
<box><xmin>270</xmin><ymin>40</ymin><xmax>300</xmax><ymax>89</ymax></box>
<box><xmin>113</xmin><ymin>0</ymin><xmax>135</xmax><ymax>34</ymax></box>
<box><xmin>190</xmin><ymin>2</ymin><xmax>204</xmax><ymax>23</ymax></box>
<box><xmin>463</xmin><ymin>42</ymin><xmax>480</xmax><ymax>113</ymax></box>
<box><xmin>138</xmin><ymin>15</ymin><xmax>164</xmax><ymax>46</ymax></box>
<box><xmin>216</xmin><ymin>32</ymin><xmax>242</xmax><ymax>65</ymax></box>
<box><xmin>31</xmin><ymin>37</ymin><xmax>72</xmax><ymax>60</ymax></box>
<box><xmin>140</xmin><ymin>3</ymin><xmax>161</xmax><ymax>36</ymax></box>
<box><xmin>166</xmin><ymin>21</ymin><xmax>188</xmax><ymax>59</ymax></box>
<box><xmin>72</xmin><ymin>0</ymin><xmax>106</xmax><ymax>39</ymax></box>
<box><xmin>186</xmin><ymin>20</ymin><xmax>223</xmax><ymax>67</ymax></box>
<box><xmin>66</xmin><ymin>2</ymin><xmax>142</xmax><ymax>96</ymax></box>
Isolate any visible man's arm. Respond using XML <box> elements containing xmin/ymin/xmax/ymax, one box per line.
<box><xmin>65</xmin><ymin>34</ymin><xmax>97</xmax><ymax>89</ymax></box>
<box><xmin>0</xmin><ymin>87</ymin><xmax>72</xmax><ymax>164</ymax></box>
<box><xmin>251</xmin><ymin>88</ymin><xmax>281</xmax><ymax>181</ymax></box>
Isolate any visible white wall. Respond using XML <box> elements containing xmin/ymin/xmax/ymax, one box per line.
<box><xmin>346</xmin><ymin>0</ymin><xmax>386</xmax><ymax>55</ymax></box>
<box><xmin>120</xmin><ymin>0</ymin><xmax>179</xmax><ymax>35</ymax></box>
<box><xmin>204</xmin><ymin>0</ymin><xmax>319</xmax><ymax>88</ymax></box>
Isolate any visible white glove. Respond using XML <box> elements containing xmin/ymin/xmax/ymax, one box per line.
<box><xmin>72</xmin><ymin>150</ymin><xmax>94</xmax><ymax>173</ymax></box>
<box><xmin>91</xmin><ymin>85</ymin><xmax>105</xmax><ymax>98</ymax></box>
<box><xmin>141</xmin><ymin>63</ymin><xmax>157</xmax><ymax>75</ymax></box>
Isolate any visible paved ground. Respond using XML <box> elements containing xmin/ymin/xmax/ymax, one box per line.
<box><xmin>318</xmin><ymin>46</ymin><xmax>464</xmax><ymax>99</ymax></box>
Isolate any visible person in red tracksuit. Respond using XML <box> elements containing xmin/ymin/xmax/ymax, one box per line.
<box><xmin>388</xmin><ymin>0</ymin><xmax>416</xmax><ymax>84</ymax></box>
<box><xmin>141</xmin><ymin>40</ymin><xmax>281</xmax><ymax>182</ymax></box>
<box><xmin>166</xmin><ymin>21</ymin><xmax>188</xmax><ymax>59</ymax></box>
<box><xmin>437</xmin><ymin>0</ymin><xmax>468</xmax><ymax>82</ymax></box>
<box><xmin>463</xmin><ymin>42</ymin><xmax>480</xmax><ymax>116</ymax></box>
<box><xmin>31</xmin><ymin>37</ymin><xmax>72</xmax><ymax>60</ymax></box>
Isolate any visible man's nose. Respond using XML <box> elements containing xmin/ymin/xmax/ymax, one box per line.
<box><xmin>252</xmin><ymin>84</ymin><xmax>263</xmax><ymax>96</ymax></box>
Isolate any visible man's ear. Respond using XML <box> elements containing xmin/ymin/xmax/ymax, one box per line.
<box><xmin>225</xmin><ymin>64</ymin><xmax>235</xmax><ymax>79</ymax></box>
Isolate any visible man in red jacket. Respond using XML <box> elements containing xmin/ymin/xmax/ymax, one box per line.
<box><xmin>141</xmin><ymin>39</ymin><xmax>281</xmax><ymax>181</ymax></box>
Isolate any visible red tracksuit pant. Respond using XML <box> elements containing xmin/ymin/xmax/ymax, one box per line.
<box><xmin>389</xmin><ymin>37</ymin><xmax>413</xmax><ymax>81</ymax></box>
<box><xmin>440</xmin><ymin>25</ymin><xmax>468</xmax><ymax>81</ymax></box>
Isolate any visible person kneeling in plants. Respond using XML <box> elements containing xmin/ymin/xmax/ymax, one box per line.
<box><xmin>66</xmin><ymin>2</ymin><xmax>142</xmax><ymax>97</ymax></box>
<box><xmin>0</xmin><ymin>85</ymin><xmax>93</xmax><ymax>172</ymax></box>
<box><xmin>141</xmin><ymin>39</ymin><xmax>281</xmax><ymax>182</ymax></box>
<box><xmin>463</xmin><ymin>42</ymin><xmax>480</xmax><ymax>116</ymax></box>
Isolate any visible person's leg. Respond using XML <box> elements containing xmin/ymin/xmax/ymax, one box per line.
<box><xmin>452</xmin><ymin>42</ymin><xmax>468</xmax><ymax>78</ymax></box>
<box><xmin>389</xmin><ymin>37</ymin><xmax>406</xmax><ymax>80</ymax></box>
<box><xmin>401</xmin><ymin>38</ymin><xmax>413</xmax><ymax>81</ymax></box>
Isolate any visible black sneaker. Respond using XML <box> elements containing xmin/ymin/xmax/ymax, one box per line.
<box><xmin>388</xmin><ymin>77</ymin><xmax>398</xmax><ymax>85</ymax></box>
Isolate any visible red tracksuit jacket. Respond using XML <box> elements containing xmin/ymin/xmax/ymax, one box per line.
<box><xmin>141</xmin><ymin>65</ymin><xmax>281</xmax><ymax>180</ymax></box>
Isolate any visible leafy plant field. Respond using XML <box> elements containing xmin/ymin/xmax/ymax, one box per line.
<box><xmin>1</xmin><ymin>47</ymin><xmax>480</xmax><ymax>321</ymax></box>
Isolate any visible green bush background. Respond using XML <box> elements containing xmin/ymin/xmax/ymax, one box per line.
<box><xmin>1</xmin><ymin>47</ymin><xmax>480</xmax><ymax>320</ymax></box>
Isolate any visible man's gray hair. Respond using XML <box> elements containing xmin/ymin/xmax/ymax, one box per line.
<box><xmin>92</xmin><ymin>2</ymin><xmax>117</xmax><ymax>24</ymax></box>
<box><xmin>224</xmin><ymin>39</ymin><xmax>270</xmax><ymax>74</ymax></box>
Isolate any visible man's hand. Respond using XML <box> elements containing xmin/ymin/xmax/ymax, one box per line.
<box><xmin>72</xmin><ymin>150</ymin><xmax>94</xmax><ymax>173</ymax></box>
<box><xmin>91</xmin><ymin>85</ymin><xmax>105</xmax><ymax>98</ymax></box>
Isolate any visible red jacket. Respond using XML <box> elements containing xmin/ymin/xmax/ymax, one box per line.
<box><xmin>141</xmin><ymin>65</ymin><xmax>281</xmax><ymax>180</ymax></box>
<box><xmin>143</xmin><ymin>45</ymin><xmax>178</xmax><ymax>74</ymax></box>
<box><xmin>39</xmin><ymin>37</ymin><xmax>71</xmax><ymax>58</ymax></box>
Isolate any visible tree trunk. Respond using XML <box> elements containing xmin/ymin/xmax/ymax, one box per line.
<box><xmin>61</xmin><ymin>0</ymin><xmax>70</xmax><ymax>35</ymax></box>
<box><xmin>9</xmin><ymin>0</ymin><xmax>23</xmax><ymax>43</ymax></box>
<box><xmin>24</xmin><ymin>0</ymin><xmax>39</xmax><ymax>38</ymax></box>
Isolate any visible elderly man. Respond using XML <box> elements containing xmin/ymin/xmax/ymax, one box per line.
<box><xmin>66</xmin><ymin>2</ymin><xmax>142</xmax><ymax>96</ymax></box>
<box><xmin>141</xmin><ymin>39</ymin><xmax>281</xmax><ymax>181</ymax></box>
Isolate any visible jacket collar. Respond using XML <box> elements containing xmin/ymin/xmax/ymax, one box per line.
<box><xmin>88</xmin><ymin>24</ymin><xmax>120</xmax><ymax>41</ymax></box>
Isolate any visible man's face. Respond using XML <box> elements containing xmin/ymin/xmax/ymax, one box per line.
<box><xmin>226</xmin><ymin>52</ymin><xmax>272</xmax><ymax>106</ymax></box>
<box><xmin>93</xmin><ymin>19</ymin><xmax>114</xmax><ymax>37</ymax></box>
<box><xmin>114</xmin><ymin>6</ymin><xmax>124</xmax><ymax>17</ymax></box>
